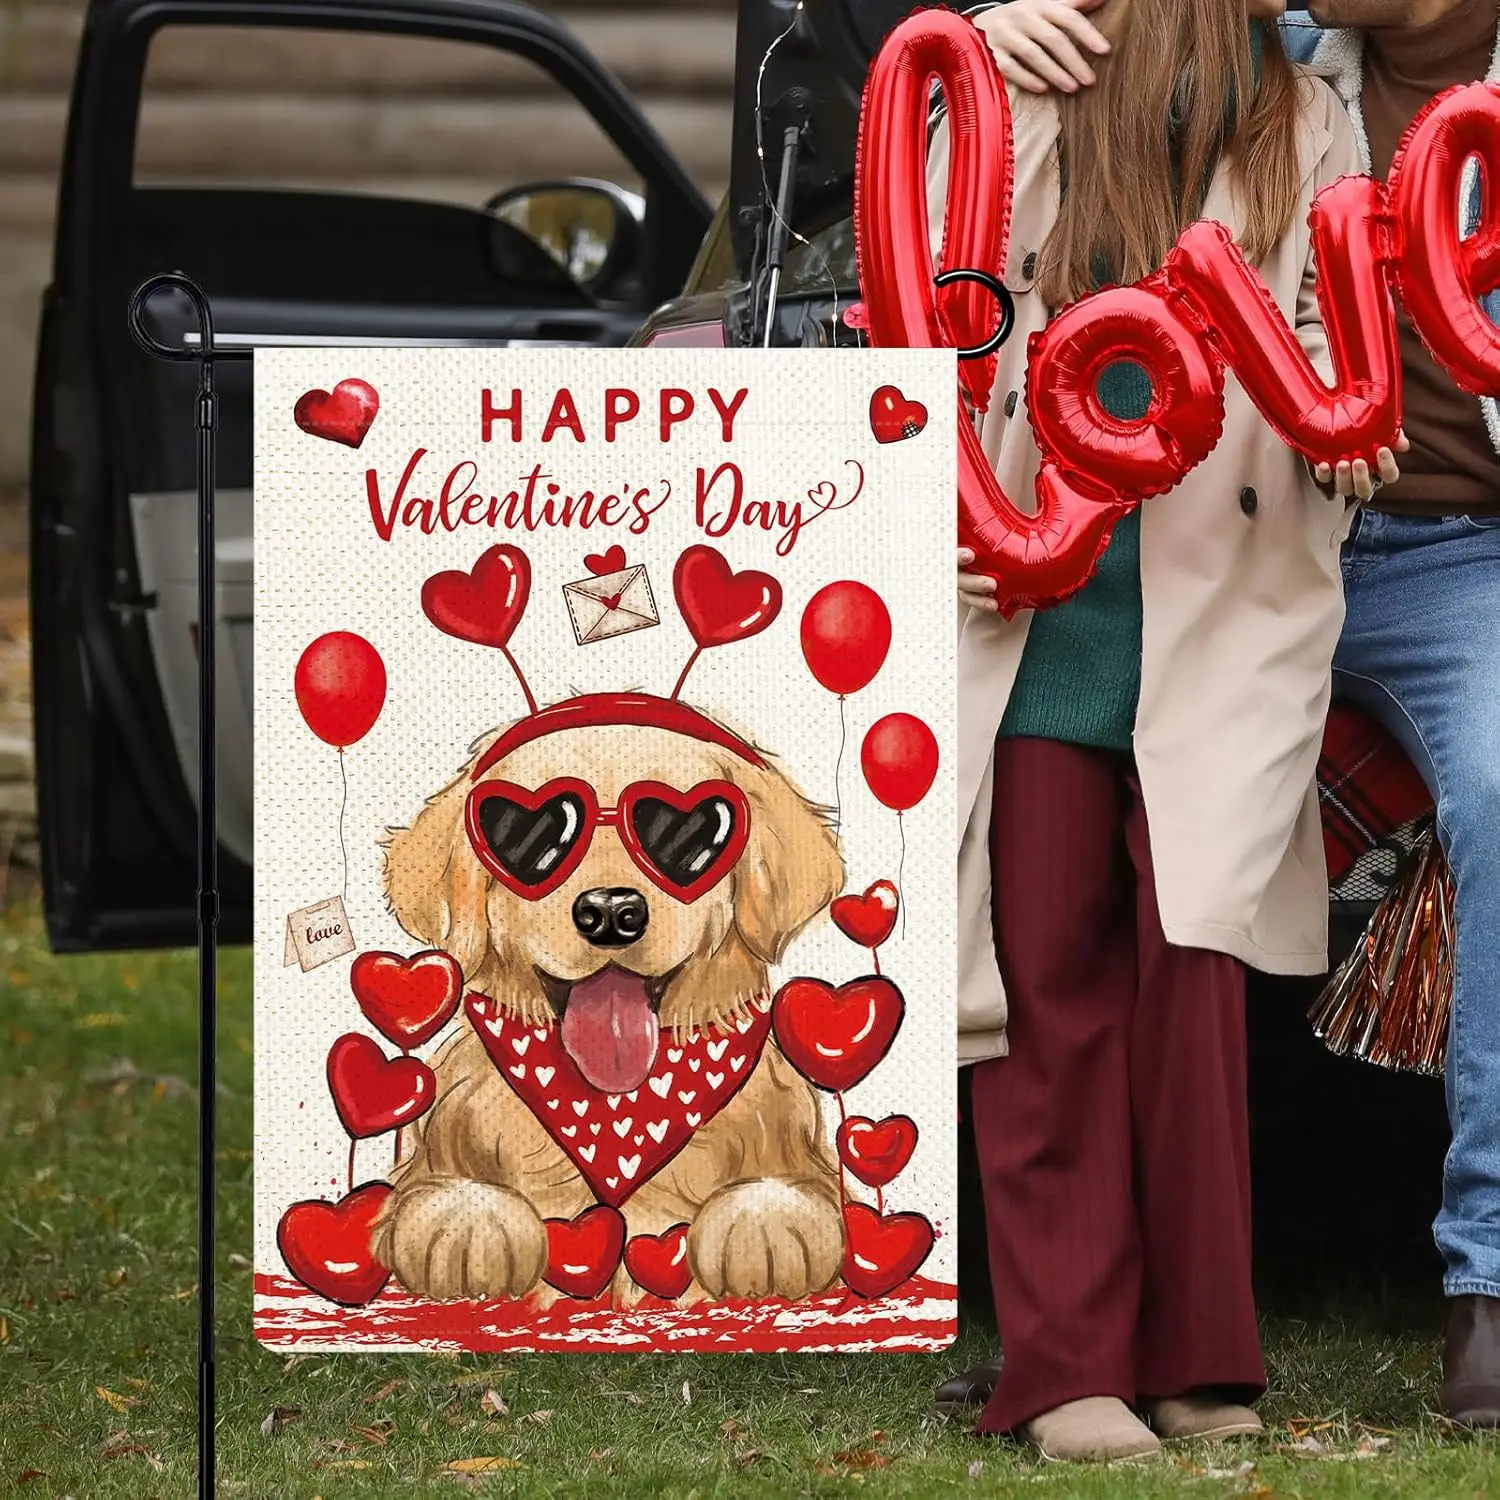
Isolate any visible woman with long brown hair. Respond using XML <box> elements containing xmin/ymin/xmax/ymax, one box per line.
<box><xmin>934</xmin><ymin>0</ymin><xmax>1403</xmax><ymax>1460</ymax></box>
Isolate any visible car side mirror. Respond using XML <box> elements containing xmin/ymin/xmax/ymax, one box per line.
<box><xmin>485</xmin><ymin>179</ymin><xmax>642</xmax><ymax>293</ymax></box>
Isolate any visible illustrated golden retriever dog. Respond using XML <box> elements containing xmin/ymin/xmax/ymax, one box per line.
<box><xmin>372</xmin><ymin>693</ymin><xmax>846</xmax><ymax>1304</ymax></box>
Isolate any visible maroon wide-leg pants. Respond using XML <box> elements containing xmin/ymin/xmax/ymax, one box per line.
<box><xmin>970</xmin><ymin>738</ymin><xmax>1266</xmax><ymax>1436</ymax></box>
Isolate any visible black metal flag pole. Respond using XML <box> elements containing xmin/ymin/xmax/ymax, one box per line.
<box><xmin>128</xmin><ymin>272</ymin><xmax>245</xmax><ymax>1500</ymax></box>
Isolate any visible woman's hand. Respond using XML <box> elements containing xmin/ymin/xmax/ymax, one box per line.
<box><xmin>1312</xmin><ymin>431</ymin><xmax>1410</xmax><ymax>501</ymax></box>
<box><xmin>958</xmin><ymin>547</ymin><xmax>999</xmax><ymax>611</ymax></box>
<box><xmin>974</xmin><ymin>0</ymin><xmax>1109</xmax><ymax>94</ymax></box>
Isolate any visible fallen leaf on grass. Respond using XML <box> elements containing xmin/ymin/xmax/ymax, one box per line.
<box><xmin>0</xmin><ymin>1317</ymin><xmax>9</xmax><ymax>1345</ymax></box>
<box><xmin>480</xmin><ymin>1389</ymin><xmax>508</xmax><ymax>1417</ymax></box>
<box><xmin>104</xmin><ymin>1267</ymin><xmax>127</xmax><ymax>1288</ymax></box>
<box><xmin>682</xmin><ymin>1380</ymin><xmax>692</xmax><ymax>1405</ymax></box>
<box><xmin>448</xmin><ymin>1367</ymin><xmax>513</xmax><ymax>1388</ymax></box>
<box><xmin>96</xmin><ymin>1386</ymin><xmax>138</xmax><ymax>1413</ymax></box>
<box><xmin>260</xmin><ymin>1406</ymin><xmax>302</xmax><ymax>1438</ymax></box>
<box><xmin>168</xmin><ymin>1285</ymin><xmax>198</xmax><ymax>1302</ymax></box>
<box><xmin>517</xmin><ymin>1410</ymin><xmax>553</xmax><ymax>1425</ymax></box>
<box><xmin>101</xmin><ymin>1435</ymin><xmax>163</xmax><ymax>1470</ymax></box>
<box><xmin>831</xmin><ymin>1449</ymin><xmax>890</xmax><ymax>1470</ymax></box>
<box><xmin>75</xmin><ymin>1013</ymin><xmax>129</xmax><ymax>1029</ymax></box>
<box><xmin>735</xmin><ymin>1450</ymin><xmax>765</xmax><ymax>1468</ymax></box>
<box><xmin>444</xmin><ymin>1457</ymin><xmax>523</xmax><ymax>1473</ymax></box>
<box><xmin>228</xmin><ymin>1253</ymin><xmax>253</xmax><ymax>1270</ymax></box>
<box><xmin>14</xmin><ymin>1471</ymin><xmax>44</xmax><ymax>1485</ymax></box>
<box><xmin>366</xmin><ymin>1380</ymin><xmax>405</xmax><ymax>1403</ymax></box>
<box><xmin>1355</xmin><ymin>1436</ymin><xmax>1392</xmax><ymax>1458</ymax></box>
<box><xmin>351</xmin><ymin>1422</ymin><xmax>394</xmax><ymax>1447</ymax></box>
<box><xmin>314</xmin><ymin>1459</ymin><xmax>370</xmax><ymax>1470</ymax></box>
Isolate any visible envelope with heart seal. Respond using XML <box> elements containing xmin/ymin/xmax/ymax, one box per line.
<box><xmin>562</xmin><ymin>563</ymin><xmax>659</xmax><ymax>646</ymax></box>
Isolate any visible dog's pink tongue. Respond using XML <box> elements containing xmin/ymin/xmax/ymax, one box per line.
<box><xmin>561</xmin><ymin>970</ymin><xmax>660</xmax><ymax>1093</ymax></box>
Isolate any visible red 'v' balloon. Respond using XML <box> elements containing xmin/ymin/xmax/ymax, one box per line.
<box><xmin>800</xmin><ymin>581</ymin><xmax>892</xmax><ymax>696</ymax></box>
<box><xmin>295</xmin><ymin>631</ymin><xmax>386</xmax><ymax>749</ymax></box>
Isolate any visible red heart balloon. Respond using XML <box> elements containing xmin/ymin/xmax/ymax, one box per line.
<box><xmin>673</xmin><ymin>545</ymin><xmax>782</xmax><ymax>649</ymax></box>
<box><xmin>841</xmin><ymin>1202</ymin><xmax>934</xmax><ymax>1298</ymax></box>
<box><xmin>326</xmin><ymin>1033</ymin><xmax>437</xmax><ymax>1140</ymax></box>
<box><xmin>830</xmin><ymin>880</ymin><xmax>900</xmax><ymax>950</ymax></box>
<box><xmin>623</xmin><ymin>1223</ymin><xmax>692</xmax><ymax>1300</ymax></box>
<box><xmin>771</xmin><ymin>976</ymin><xmax>905</xmax><ymax>1094</ymax></box>
<box><xmin>586</xmin><ymin>544</ymin><xmax>627</xmax><ymax>576</ymax></box>
<box><xmin>836</xmin><ymin>1114</ymin><xmax>918</xmax><ymax>1188</ymax></box>
<box><xmin>421</xmin><ymin>545</ymin><xmax>531</xmax><ymax>648</ymax></box>
<box><xmin>293</xmin><ymin>378</ymin><xmax>380</xmax><ymax>448</ymax></box>
<box><xmin>869</xmin><ymin>385</ymin><xmax>928</xmax><ymax>443</ymax></box>
<box><xmin>277</xmin><ymin>1184</ymin><xmax>392</xmax><ymax>1306</ymax></box>
<box><xmin>350</xmin><ymin>950</ymin><xmax>462</xmax><ymax>1050</ymax></box>
<box><xmin>543</xmin><ymin>1206</ymin><xmax>626</xmax><ymax>1300</ymax></box>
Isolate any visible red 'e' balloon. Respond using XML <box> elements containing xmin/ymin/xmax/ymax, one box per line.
<box><xmin>861</xmin><ymin>713</ymin><xmax>939</xmax><ymax>812</ymax></box>
<box><xmin>295</xmin><ymin>631</ymin><xmax>386</xmax><ymax>749</ymax></box>
<box><xmin>1388</xmin><ymin>80</ymin><xmax>1500</xmax><ymax>396</ymax></box>
<box><xmin>800</xmin><ymin>581</ymin><xmax>893</xmax><ymax>696</ymax></box>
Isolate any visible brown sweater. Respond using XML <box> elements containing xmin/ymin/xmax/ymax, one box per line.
<box><xmin>1362</xmin><ymin>0</ymin><xmax>1500</xmax><ymax>514</ymax></box>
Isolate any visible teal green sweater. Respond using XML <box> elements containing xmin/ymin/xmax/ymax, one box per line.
<box><xmin>999</xmin><ymin>27</ymin><xmax>1262</xmax><ymax>752</ymax></box>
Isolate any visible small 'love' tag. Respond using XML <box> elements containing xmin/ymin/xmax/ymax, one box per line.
<box><xmin>283</xmin><ymin>896</ymin><xmax>355</xmax><ymax>973</ymax></box>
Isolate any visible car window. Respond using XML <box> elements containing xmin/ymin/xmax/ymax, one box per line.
<box><xmin>780</xmin><ymin>216</ymin><xmax>858</xmax><ymax>293</ymax></box>
<box><xmin>683</xmin><ymin>197</ymin><xmax>736</xmax><ymax>293</ymax></box>
<box><xmin>135</xmin><ymin>26</ymin><xmax>643</xmax><ymax>209</ymax></box>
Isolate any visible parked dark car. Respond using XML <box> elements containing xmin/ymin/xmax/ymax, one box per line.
<box><xmin>31</xmin><ymin>0</ymin><xmax>713</xmax><ymax>952</ymax></box>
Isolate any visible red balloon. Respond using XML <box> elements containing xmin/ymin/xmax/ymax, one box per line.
<box><xmin>800</xmin><ymin>581</ymin><xmax>892</xmax><ymax>696</ymax></box>
<box><xmin>1388</xmin><ymin>82</ymin><xmax>1500</xmax><ymax>395</ymax></box>
<box><xmin>861</xmin><ymin>713</ymin><xmax>938</xmax><ymax>812</ymax></box>
<box><xmin>854</xmin><ymin>10</ymin><xmax>1127</xmax><ymax>617</ymax></box>
<box><xmin>295</xmin><ymin>631</ymin><xmax>386</xmax><ymax>749</ymax></box>
<box><xmin>1028</xmin><ymin>277</ymin><xmax>1225</xmax><ymax>501</ymax></box>
<box><xmin>1165</xmin><ymin>176</ymin><xmax>1402</xmax><ymax>469</ymax></box>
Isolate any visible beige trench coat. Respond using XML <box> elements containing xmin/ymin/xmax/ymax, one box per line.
<box><xmin>936</xmin><ymin>74</ymin><xmax>1362</xmax><ymax>1064</ymax></box>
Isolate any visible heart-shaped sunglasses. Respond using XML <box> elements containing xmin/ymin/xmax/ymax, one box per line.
<box><xmin>465</xmin><ymin>776</ymin><xmax>751</xmax><ymax>904</ymax></box>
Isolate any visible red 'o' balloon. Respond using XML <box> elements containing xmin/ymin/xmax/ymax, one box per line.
<box><xmin>295</xmin><ymin>632</ymin><xmax>386</xmax><ymax>749</ymax></box>
<box><xmin>800</xmin><ymin>581</ymin><xmax>893</xmax><ymax>696</ymax></box>
<box><xmin>861</xmin><ymin>713</ymin><xmax>939</xmax><ymax>812</ymax></box>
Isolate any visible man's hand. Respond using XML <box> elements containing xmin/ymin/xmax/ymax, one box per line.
<box><xmin>958</xmin><ymin>547</ymin><xmax>999</xmax><ymax>611</ymax></box>
<box><xmin>974</xmin><ymin>0</ymin><xmax>1109</xmax><ymax>94</ymax></box>
<box><xmin>1313</xmin><ymin>430</ymin><xmax>1410</xmax><ymax>501</ymax></box>
<box><xmin>974</xmin><ymin>0</ymin><xmax>1285</xmax><ymax>95</ymax></box>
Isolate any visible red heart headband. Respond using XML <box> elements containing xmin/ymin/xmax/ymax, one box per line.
<box><xmin>421</xmin><ymin>543</ymin><xmax>783</xmax><ymax>762</ymax></box>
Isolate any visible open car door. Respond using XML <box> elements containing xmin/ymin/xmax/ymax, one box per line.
<box><xmin>31</xmin><ymin>0</ymin><xmax>709</xmax><ymax>951</ymax></box>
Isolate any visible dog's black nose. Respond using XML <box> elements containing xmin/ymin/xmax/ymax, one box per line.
<box><xmin>572</xmin><ymin>887</ymin><xmax>650</xmax><ymax>947</ymax></box>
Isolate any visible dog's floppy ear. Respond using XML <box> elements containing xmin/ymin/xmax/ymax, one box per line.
<box><xmin>380</xmin><ymin>734</ymin><xmax>498</xmax><ymax>980</ymax></box>
<box><xmin>732</xmin><ymin>758</ymin><xmax>843</xmax><ymax>964</ymax></box>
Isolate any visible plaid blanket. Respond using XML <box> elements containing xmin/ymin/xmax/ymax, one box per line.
<box><xmin>1318</xmin><ymin>702</ymin><xmax>1434</xmax><ymax>887</ymax></box>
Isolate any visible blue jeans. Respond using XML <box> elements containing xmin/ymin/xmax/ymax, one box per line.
<box><xmin>1335</xmin><ymin>509</ymin><xmax>1500</xmax><ymax>1298</ymax></box>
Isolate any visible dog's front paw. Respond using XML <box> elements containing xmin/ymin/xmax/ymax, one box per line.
<box><xmin>688</xmin><ymin>1179</ymin><xmax>843</xmax><ymax>1300</ymax></box>
<box><xmin>375</xmin><ymin>1178</ymin><xmax>547</xmax><ymax>1301</ymax></box>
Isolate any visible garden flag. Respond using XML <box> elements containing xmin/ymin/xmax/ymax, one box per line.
<box><xmin>252</xmin><ymin>348</ymin><xmax>959</xmax><ymax>1353</ymax></box>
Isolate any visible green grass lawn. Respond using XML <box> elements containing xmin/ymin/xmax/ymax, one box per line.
<box><xmin>3</xmin><ymin>897</ymin><xmax>1500</xmax><ymax>1498</ymax></box>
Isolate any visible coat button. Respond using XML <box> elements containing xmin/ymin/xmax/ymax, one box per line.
<box><xmin>1021</xmin><ymin>251</ymin><xmax>1037</xmax><ymax>280</ymax></box>
<box><xmin>1004</xmin><ymin>390</ymin><xmax>1018</xmax><ymax>418</ymax></box>
<box><xmin>1239</xmin><ymin>486</ymin><xmax>1258</xmax><ymax>516</ymax></box>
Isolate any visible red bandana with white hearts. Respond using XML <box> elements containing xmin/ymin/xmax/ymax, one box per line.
<box><xmin>466</xmin><ymin>992</ymin><xmax>772</xmax><ymax>1207</ymax></box>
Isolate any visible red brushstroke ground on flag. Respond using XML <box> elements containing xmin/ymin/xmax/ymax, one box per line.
<box><xmin>254</xmin><ymin>1273</ymin><xmax>958</xmax><ymax>1354</ymax></box>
